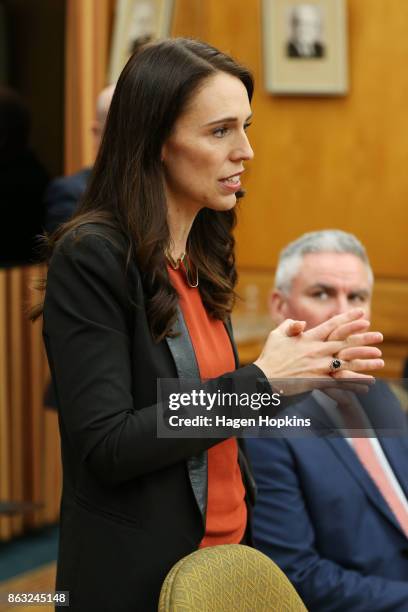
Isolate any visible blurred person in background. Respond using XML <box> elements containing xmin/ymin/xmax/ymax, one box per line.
<box><xmin>0</xmin><ymin>86</ymin><xmax>49</xmax><ymax>266</ymax></box>
<box><xmin>43</xmin><ymin>84</ymin><xmax>115</xmax><ymax>234</ymax></box>
<box><xmin>247</xmin><ymin>230</ymin><xmax>408</xmax><ymax>612</ymax></box>
<box><xmin>43</xmin><ymin>37</ymin><xmax>150</xmax><ymax>236</ymax></box>
<box><xmin>34</xmin><ymin>41</ymin><xmax>383</xmax><ymax>611</ymax></box>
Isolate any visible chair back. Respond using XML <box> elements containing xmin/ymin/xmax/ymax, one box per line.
<box><xmin>159</xmin><ymin>544</ymin><xmax>307</xmax><ymax>611</ymax></box>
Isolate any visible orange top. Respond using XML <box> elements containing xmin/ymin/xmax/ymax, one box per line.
<box><xmin>167</xmin><ymin>264</ymin><xmax>247</xmax><ymax>547</ymax></box>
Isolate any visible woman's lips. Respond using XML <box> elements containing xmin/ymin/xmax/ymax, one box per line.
<box><xmin>218</xmin><ymin>174</ymin><xmax>242</xmax><ymax>192</ymax></box>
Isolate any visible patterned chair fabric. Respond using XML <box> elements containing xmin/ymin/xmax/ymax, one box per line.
<box><xmin>158</xmin><ymin>544</ymin><xmax>307</xmax><ymax>611</ymax></box>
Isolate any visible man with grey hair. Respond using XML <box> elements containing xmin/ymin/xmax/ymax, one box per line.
<box><xmin>247</xmin><ymin>230</ymin><xmax>408</xmax><ymax>611</ymax></box>
<box><xmin>271</xmin><ymin>229</ymin><xmax>373</xmax><ymax>328</ymax></box>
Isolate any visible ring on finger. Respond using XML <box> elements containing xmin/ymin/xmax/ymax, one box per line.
<box><xmin>329</xmin><ymin>358</ymin><xmax>343</xmax><ymax>373</ymax></box>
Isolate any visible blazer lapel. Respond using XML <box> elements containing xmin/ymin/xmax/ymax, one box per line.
<box><xmin>224</xmin><ymin>318</ymin><xmax>240</xmax><ymax>368</ymax></box>
<box><xmin>165</xmin><ymin>305</ymin><xmax>201</xmax><ymax>378</ymax></box>
<box><xmin>165</xmin><ymin>306</ymin><xmax>207</xmax><ymax>525</ymax></box>
<box><xmin>164</xmin><ymin>311</ymin><xmax>241</xmax><ymax>526</ymax></box>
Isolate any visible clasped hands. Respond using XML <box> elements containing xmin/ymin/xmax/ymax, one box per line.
<box><xmin>254</xmin><ymin>308</ymin><xmax>383</xmax><ymax>381</ymax></box>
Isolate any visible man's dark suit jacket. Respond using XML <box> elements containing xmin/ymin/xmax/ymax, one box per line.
<box><xmin>247</xmin><ymin>386</ymin><xmax>408</xmax><ymax>612</ymax></box>
<box><xmin>43</xmin><ymin>167</ymin><xmax>91</xmax><ymax>234</ymax></box>
<box><xmin>43</xmin><ymin>226</ymin><xmax>259</xmax><ymax>611</ymax></box>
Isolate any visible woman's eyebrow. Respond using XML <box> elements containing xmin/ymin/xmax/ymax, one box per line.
<box><xmin>202</xmin><ymin>113</ymin><xmax>253</xmax><ymax>127</ymax></box>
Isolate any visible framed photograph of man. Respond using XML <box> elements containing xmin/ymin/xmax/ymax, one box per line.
<box><xmin>262</xmin><ymin>0</ymin><xmax>348</xmax><ymax>95</ymax></box>
<box><xmin>109</xmin><ymin>0</ymin><xmax>174</xmax><ymax>83</ymax></box>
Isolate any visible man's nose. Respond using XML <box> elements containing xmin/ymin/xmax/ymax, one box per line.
<box><xmin>331</xmin><ymin>296</ymin><xmax>350</xmax><ymax>316</ymax></box>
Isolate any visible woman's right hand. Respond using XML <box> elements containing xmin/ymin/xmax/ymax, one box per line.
<box><xmin>254</xmin><ymin>308</ymin><xmax>384</xmax><ymax>380</ymax></box>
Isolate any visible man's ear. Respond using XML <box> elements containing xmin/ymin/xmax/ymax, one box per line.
<box><xmin>90</xmin><ymin>119</ymin><xmax>103</xmax><ymax>139</ymax></box>
<box><xmin>268</xmin><ymin>289</ymin><xmax>288</xmax><ymax>325</ymax></box>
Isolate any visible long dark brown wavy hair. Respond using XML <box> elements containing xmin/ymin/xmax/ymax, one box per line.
<box><xmin>34</xmin><ymin>38</ymin><xmax>254</xmax><ymax>342</ymax></box>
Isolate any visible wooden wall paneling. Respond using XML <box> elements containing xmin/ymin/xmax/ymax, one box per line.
<box><xmin>371</xmin><ymin>280</ymin><xmax>408</xmax><ymax>379</ymax></box>
<box><xmin>172</xmin><ymin>0</ymin><xmax>208</xmax><ymax>39</ymax></box>
<box><xmin>65</xmin><ymin>0</ymin><xmax>84</xmax><ymax>173</ymax></box>
<box><xmin>372</xmin><ymin>281</ymin><xmax>408</xmax><ymax>342</ymax></box>
<box><xmin>0</xmin><ymin>265</ymin><xmax>60</xmax><ymax>541</ymax></box>
<box><xmin>0</xmin><ymin>270</ymin><xmax>12</xmax><ymax>539</ymax></box>
<box><xmin>65</xmin><ymin>0</ymin><xmax>113</xmax><ymax>174</ymax></box>
<box><xmin>91</xmin><ymin>1</ymin><xmax>111</xmax><ymax>93</ymax></box>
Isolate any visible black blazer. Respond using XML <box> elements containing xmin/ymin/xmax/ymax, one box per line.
<box><xmin>43</xmin><ymin>227</ymin><xmax>261</xmax><ymax>612</ymax></box>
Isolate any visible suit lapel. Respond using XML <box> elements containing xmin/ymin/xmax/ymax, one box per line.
<box><xmin>287</xmin><ymin>393</ymin><xmax>338</xmax><ymax>436</ymax></box>
<box><xmin>302</xmin><ymin>390</ymin><xmax>408</xmax><ymax>536</ymax></box>
<box><xmin>324</xmin><ymin>437</ymin><xmax>405</xmax><ymax>534</ymax></box>
<box><xmin>378</xmin><ymin>437</ymin><xmax>408</xmax><ymax>500</ymax></box>
<box><xmin>360</xmin><ymin>383</ymin><xmax>408</xmax><ymax>504</ymax></box>
<box><xmin>359</xmin><ymin>382</ymin><xmax>408</xmax><ymax>436</ymax></box>
<box><xmin>165</xmin><ymin>306</ymin><xmax>207</xmax><ymax>525</ymax></box>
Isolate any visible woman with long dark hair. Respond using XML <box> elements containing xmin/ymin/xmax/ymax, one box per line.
<box><xmin>38</xmin><ymin>39</ymin><xmax>383</xmax><ymax>611</ymax></box>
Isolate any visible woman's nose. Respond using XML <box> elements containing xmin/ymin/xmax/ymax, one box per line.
<box><xmin>231</xmin><ymin>133</ymin><xmax>254</xmax><ymax>161</ymax></box>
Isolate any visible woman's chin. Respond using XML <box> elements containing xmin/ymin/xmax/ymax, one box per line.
<box><xmin>206</xmin><ymin>193</ymin><xmax>239</xmax><ymax>212</ymax></box>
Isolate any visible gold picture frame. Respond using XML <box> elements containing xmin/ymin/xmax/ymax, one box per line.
<box><xmin>262</xmin><ymin>0</ymin><xmax>348</xmax><ymax>95</ymax></box>
<box><xmin>108</xmin><ymin>0</ymin><xmax>175</xmax><ymax>83</ymax></box>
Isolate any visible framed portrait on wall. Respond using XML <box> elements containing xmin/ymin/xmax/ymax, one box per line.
<box><xmin>108</xmin><ymin>0</ymin><xmax>174</xmax><ymax>83</ymax></box>
<box><xmin>262</xmin><ymin>0</ymin><xmax>348</xmax><ymax>95</ymax></box>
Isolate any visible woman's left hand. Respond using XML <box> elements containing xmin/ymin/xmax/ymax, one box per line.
<box><xmin>326</xmin><ymin>317</ymin><xmax>384</xmax><ymax>379</ymax></box>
